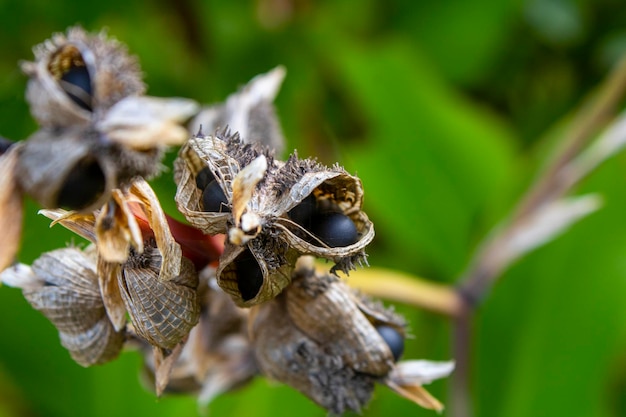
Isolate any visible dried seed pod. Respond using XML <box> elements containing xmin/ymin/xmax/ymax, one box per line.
<box><xmin>139</xmin><ymin>269</ymin><xmax>257</xmax><ymax>403</ymax></box>
<box><xmin>189</xmin><ymin>66</ymin><xmax>286</xmax><ymax>155</ymax></box>
<box><xmin>249</xmin><ymin>258</ymin><xmax>405</xmax><ymax>414</ymax></box>
<box><xmin>119</xmin><ymin>242</ymin><xmax>200</xmax><ymax>349</ymax></box>
<box><xmin>8</xmin><ymin>27</ymin><xmax>198</xmax><ymax>215</ymax></box>
<box><xmin>40</xmin><ymin>178</ymin><xmax>202</xmax><ymax>350</ymax></box>
<box><xmin>20</xmin><ymin>26</ymin><xmax>145</xmax><ymax>127</ymax></box>
<box><xmin>174</xmin><ymin>130</ymin><xmax>374</xmax><ymax>306</ymax></box>
<box><xmin>250</xmin><ymin>258</ymin><xmax>454</xmax><ymax>413</ymax></box>
<box><xmin>0</xmin><ymin>247</ymin><xmax>125</xmax><ymax>367</ymax></box>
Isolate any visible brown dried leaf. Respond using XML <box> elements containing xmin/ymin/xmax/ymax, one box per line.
<box><xmin>95</xmin><ymin>189</ymin><xmax>143</xmax><ymax>263</ymax></box>
<box><xmin>97</xmin><ymin>96</ymin><xmax>199</xmax><ymax>149</ymax></box>
<box><xmin>129</xmin><ymin>179</ymin><xmax>182</xmax><ymax>280</ymax></box>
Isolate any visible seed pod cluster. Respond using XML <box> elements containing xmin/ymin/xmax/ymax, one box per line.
<box><xmin>0</xmin><ymin>247</ymin><xmax>125</xmax><ymax>366</ymax></box>
<box><xmin>40</xmin><ymin>179</ymin><xmax>202</xmax><ymax>351</ymax></box>
<box><xmin>249</xmin><ymin>257</ymin><xmax>407</xmax><ymax>414</ymax></box>
<box><xmin>0</xmin><ymin>27</ymin><xmax>197</xmax><ymax>272</ymax></box>
<box><xmin>174</xmin><ymin>130</ymin><xmax>375</xmax><ymax>306</ymax></box>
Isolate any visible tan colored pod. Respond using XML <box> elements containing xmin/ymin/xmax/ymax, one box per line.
<box><xmin>118</xmin><ymin>244</ymin><xmax>200</xmax><ymax>349</ymax></box>
<box><xmin>174</xmin><ymin>130</ymin><xmax>374</xmax><ymax>305</ymax></box>
<box><xmin>249</xmin><ymin>258</ymin><xmax>405</xmax><ymax>414</ymax></box>
<box><xmin>20</xmin><ymin>26</ymin><xmax>144</xmax><ymax>127</ymax></box>
<box><xmin>0</xmin><ymin>247</ymin><xmax>125</xmax><ymax>366</ymax></box>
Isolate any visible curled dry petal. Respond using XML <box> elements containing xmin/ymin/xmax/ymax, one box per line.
<box><xmin>190</xmin><ymin>66</ymin><xmax>286</xmax><ymax>154</ymax></box>
<box><xmin>0</xmin><ymin>247</ymin><xmax>125</xmax><ymax>366</ymax></box>
<box><xmin>0</xmin><ymin>145</ymin><xmax>24</xmax><ymax>272</ymax></box>
<box><xmin>95</xmin><ymin>189</ymin><xmax>144</xmax><ymax>263</ymax></box>
<box><xmin>97</xmin><ymin>96</ymin><xmax>199</xmax><ymax>150</ymax></box>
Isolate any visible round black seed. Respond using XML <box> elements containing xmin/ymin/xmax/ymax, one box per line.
<box><xmin>287</xmin><ymin>194</ymin><xmax>316</xmax><ymax>228</ymax></box>
<box><xmin>235</xmin><ymin>250</ymin><xmax>264</xmax><ymax>301</ymax></box>
<box><xmin>310</xmin><ymin>211</ymin><xmax>358</xmax><ymax>247</ymax></box>
<box><xmin>195</xmin><ymin>167</ymin><xmax>215</xmax><ymax>190</ymax></box>
<box><xmin>376</xmin><ymin>325</ymin><xmax>404</xmax><ymax>361</ymax></box>
<box><xmin>201</xmin><ymin>180</ymin><xmax>229</xmax><ymax>212</ymax></box>
<box><xmin>60</xmin><ymin>65</ymin><xmax>92</xmax><ymax>111</ymax></box>
<box><xmin>56</xmin><ymin>157</ymin><xmax>106</xmax><ymax>210</ymax></box>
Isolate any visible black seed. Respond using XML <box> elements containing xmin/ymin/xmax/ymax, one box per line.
<box><xmin>310</xmin><ymin>211</ymin><xmax>358</xmax><ymax>247</ymax></box>
<box><xmin>56</xmin><ymin>157</ymin><xmax>106</xmax><ymax>210</ymax></box>
<box><xmin>235</xmin><ymin>250</ymin><xmax>264</xmax><ymax>301</ymax></box>
<box><xmin>376</xmin><ymin>325</ymin><xmax>404</xmax><ymax>361</ymax></box>
<box><xmin>201</xmin><ymin>180</ymin><xmax>229</xmax><ymax>212</ymax></box>
<box><xmin>287</xmin><ymin>194</ymin><xmax>316</xmax><ymax>228</ymax></box>
<box><xmin>60</xmin><ymin>65</ymin><xmax>92</xmax><ymax>111</ymax></box>
<box><xmin>195</xmin><ymin>167</ymin><xmax>215</xmax><ymax>190</ymax></box>
<box><xmin>0</xmin><ymin>136</ymin><xmax>14</xmax><ymax>155</ymax></box>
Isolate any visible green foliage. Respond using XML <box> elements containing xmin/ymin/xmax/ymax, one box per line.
<box><xmin>2</xmin><ymin>0</ymin><xmax>626</xmax><ymax>416</ymax></box>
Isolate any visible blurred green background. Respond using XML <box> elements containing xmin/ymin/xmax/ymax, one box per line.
<box><xmin>2</xmin><ymin>0</ymin><xmax>626</xmax><ymax>416</ymax></box>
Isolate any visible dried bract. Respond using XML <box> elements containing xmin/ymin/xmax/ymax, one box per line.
<box><xmin>174</xmin><ymin>130</ymin><xmax>374</xmax><ymax>306</ymax></box>
<box><xmin>190</xmin><ymin>66</ymin><xmax>286</xmax><ymax>155</ymax></box>
<box><xmin>0</xmin><ymin>247</ymin><xmax>125</xmax><ymax>366</ymax></box>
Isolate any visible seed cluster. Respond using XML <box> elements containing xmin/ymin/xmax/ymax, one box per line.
<box><xmin>0</xmin><ymin>27</ymin><xmax>453</xmax><ymax>415</ymax></box>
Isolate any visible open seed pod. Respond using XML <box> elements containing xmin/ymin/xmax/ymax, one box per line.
<box><xmin>139</xmin><ymin>268</ymin><xmax>257</xmax><ymax>403</ymax></box>
<box><xmin>249</xmin><ymin>257</ymin><xmax>407</xmax><ymax>414</ymax></box>
<box><xmin>40</xmin><ymin>179</ymin><xmax>200</xmax><ymax>350</ymax></box>
<box><xmin>20</xmin><ymin>26</ymin><xmax>145</xmax><ymax>127</ymax></box>
<box><xmin>174</xmin><ymin>130</ymin><xmax>374</xmax><ymax>306</ymax></box>
<box><xmin>0</xmin><ymin>247</ymin><xmax>125</xmax><ymax>367</ymax></box>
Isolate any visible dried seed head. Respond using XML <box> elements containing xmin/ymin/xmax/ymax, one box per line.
<box><xmin>174</xmin><ymin>130</ymin><xmax>374</xmax><ymax>306</ymax></box>
<box><xmin>40</xmin><ymin>178</ymin><xmax>197</xmax><ymax>347</ymax></box>
<box><xmin>0</xmin><ymin>247</ymin><xmax>125</xmax><ymax>366</ymax></box>
<box><xmin>11</xmin><ymin>27</ymin><xmax>198</xmax><ymax>214</ymax></box>
<box><xmin>249</xmin><ymin>258</ymin><xmax>404</xmax><ymax>414</ymax></box>
<box><xmin>21</xmin><ymin>26</ymin><xmax>145</xmax><ymax>127</ymax></box>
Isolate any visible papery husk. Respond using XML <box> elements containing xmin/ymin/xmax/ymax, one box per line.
<box><xmin>118</xmin><ymin>244</ymin><xmax>199</xmax><ymax>350</ymax></box>
<box><xmin>216</xmin><ymin>241</ymin><xmax>300</xmax><ymax>307</ymax></box>
<box><xmin>189</xmin><ymin>66</ymin><xmax>286</xmax><ymax>155</ymax></box>
<box><xmin>0</xmin><ymin>145</ymin><xmax>24</xmax><ymax>272</ymax></box>
<box><xmin>140</xmin><ymin>269</ymin><xmax>257</xmax><ymax>404</ymax></box>
<box><xmin>20</xmin><ymin>26</ymin><xmax>144</xmax><ymax>127</ymax></box>
<box><xmin>174</xmin><ymin>131</ymin><xmax>374</xmax><ymax>305</ymax></box>
<box><xmin>249</xmin><ymin>258</ymin><xmax>405</xmax><ymax>414</ymax></box>
<box><xmin>96</xmin><ymin>96</ymin><xmax>199</xmax><ymax>150</ymax></box>
<box><xmin>0</xmin><ymin>247</ymin><xmax>125</xmax><ymax>366</ymax></box>
<box><xmin>16</xmin><ymin>128</ymin><xmax>115</xmax><ymax>211</ymax></box>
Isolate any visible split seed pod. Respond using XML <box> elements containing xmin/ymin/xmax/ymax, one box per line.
<box><xmin>174</xmin><ymin>130</ymin><xmax>374</xmax><ymax>306</ymax></box>
<box><xmin>20</xmin><ymin>26</ymin><xmax>145</xmax><ymax>127</ymax></box>
<box><xmin>41</xmin><ymin>179</ymin><xmax>200</xmax><ymax>350</ymax></box>
<box><xmin>0</xmin><ymin>247</ymin><xmax>125</xmax><ymax>367</ymax></box>
<box><xmin>0</xmin><ymin>27</ymin><xmax>198</xmax><ymax>272</ymax></box>
<box><xmin>250</xmin><ymin>257</ymin><xmax>453</xmax><ymax>414</ymax></box>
